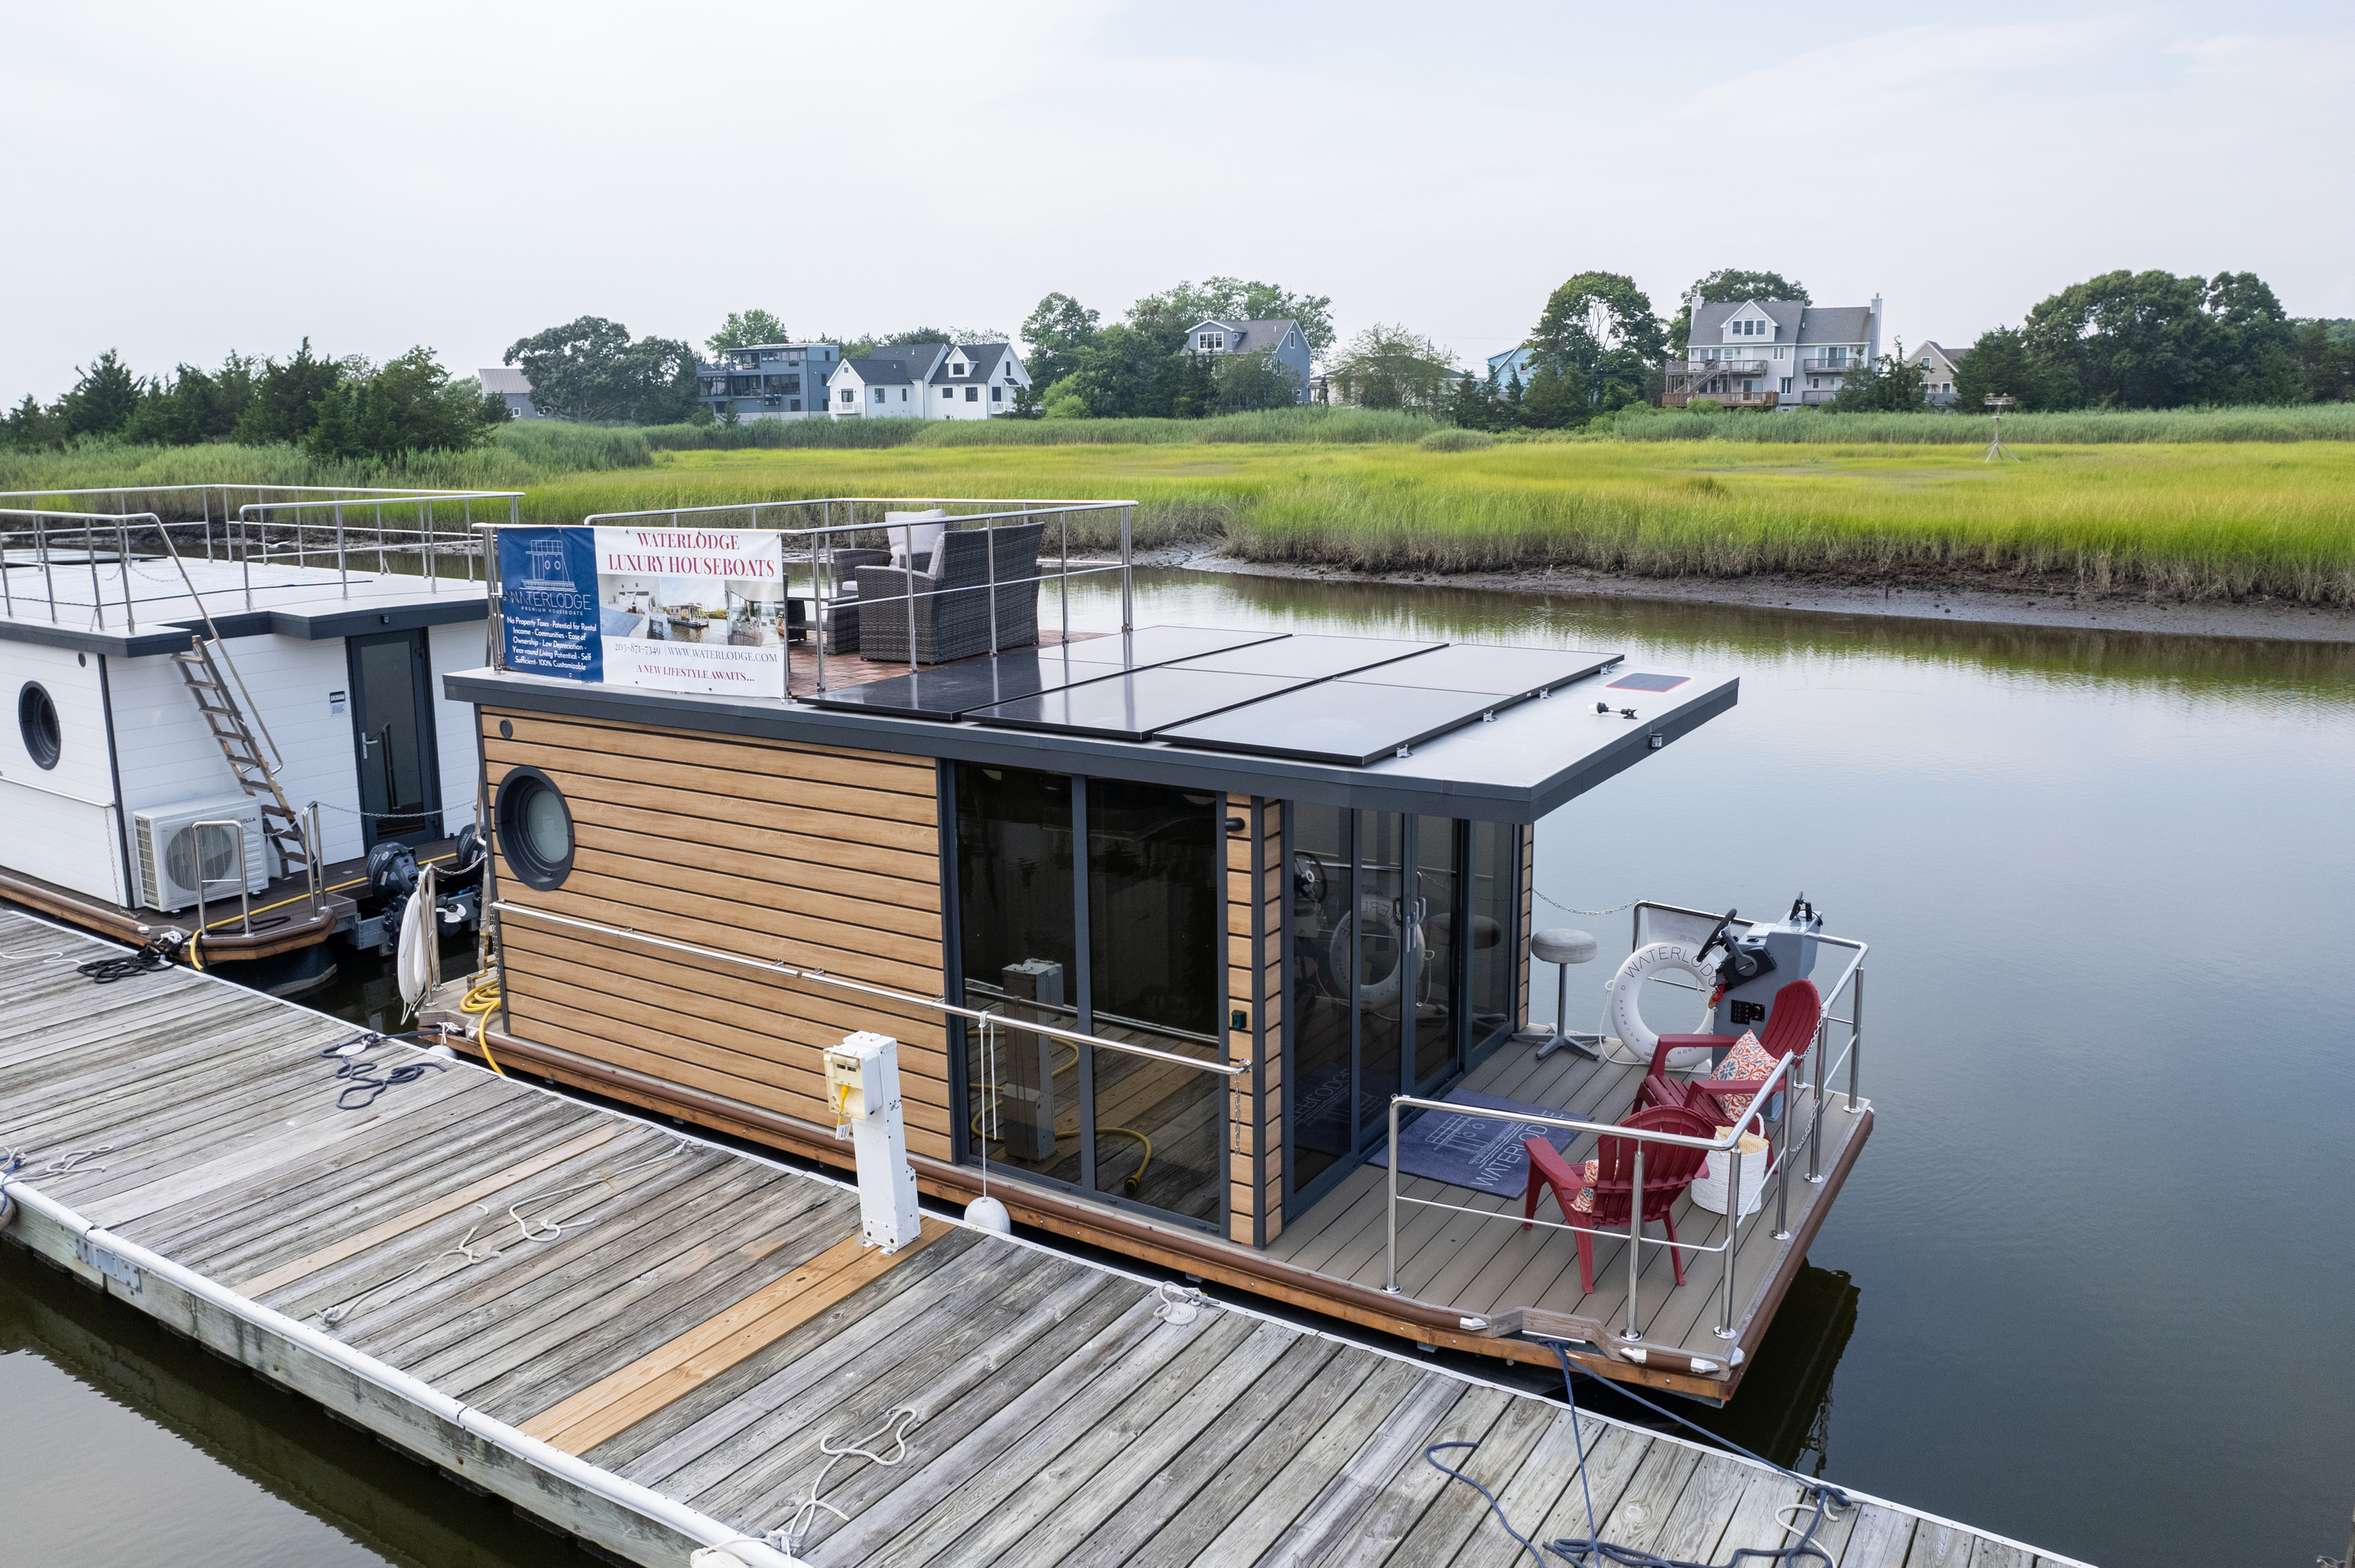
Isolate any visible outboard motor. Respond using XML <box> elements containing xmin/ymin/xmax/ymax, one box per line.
<box><xmin>1703</xmin><ymin>894</ymin><xmax>1824</xmax><ymax>1034</ymax></box>
<box><xmin>367</xmin><ymin>841</ymin><xmax>422</xmax><ymax>953</ymax></box>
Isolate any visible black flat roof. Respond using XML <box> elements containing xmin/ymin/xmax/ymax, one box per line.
<box><xmin>445</xmin><ymin>627</ymin><xmax>1738</xmax><ymax>825</ymax></box>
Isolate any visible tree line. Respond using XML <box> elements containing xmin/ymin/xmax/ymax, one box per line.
<box><xmin>2</xmin><ymin>342</ymin><xmax>509</xmax><ymax>456</ymax></box>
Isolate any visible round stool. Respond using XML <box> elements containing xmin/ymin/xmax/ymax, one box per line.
<box><xmin>1529</xmin><ymin>928</ymin><xmax>1601</xmax><ymax>1060</ymax></box>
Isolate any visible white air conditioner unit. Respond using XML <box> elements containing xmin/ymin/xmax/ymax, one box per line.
<box><xmin>133</xmin><ymin>796</ymin><xmax>270</xmax><ymax>913</ymax></box>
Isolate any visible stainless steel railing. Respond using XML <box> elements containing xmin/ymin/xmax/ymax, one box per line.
<box><xmin>2</xmin><ymin>485</ymin><xmax>523</xmax><ymax>624</ymax></box>
<box><xmin>1382</xmin><ymin>907</ymin><xmax>1867</xmax><ymax>1349</ymax></box>
<box><xmin>498</xmin><ymin>495</ymin><xmax>1137</xmax><ymax>692</ymax></box>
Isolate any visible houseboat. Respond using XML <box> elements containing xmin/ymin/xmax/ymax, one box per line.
<box><xmin>0</xmin><ymin>484</ymin><xmax>505</xmax><ymax>992</ymax></box>
<box><xmin>446</xmin><ymin>498</ymin><xmax>1875</xmax><ymax>1402</ymax></box>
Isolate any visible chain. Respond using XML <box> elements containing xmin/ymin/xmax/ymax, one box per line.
<box><xmin>1534</xmin><ymin>892</ymin><xmax>1641</xmax><ymax>918</ymax></box>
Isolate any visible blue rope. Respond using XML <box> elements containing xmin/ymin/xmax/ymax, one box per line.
<box><xmin>1425</xmin><ymin>1340</ymin><xmax>1848</xmax><ymax>1568</ymax></box>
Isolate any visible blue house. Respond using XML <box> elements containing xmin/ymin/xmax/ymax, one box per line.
<box><xmin>695</xmin><ymin>342</ymin><xmax>840</xmax><ymax>421</ymax></box>
<box><xmin>1185</xmin><ymin>318</ymin><xmax>1314</xmax><ymax>404</ymax></box>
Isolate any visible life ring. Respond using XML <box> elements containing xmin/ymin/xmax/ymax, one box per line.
<box><xmin>1329</xmin><ymin>896</ymin><xmax>1419</xmax><ymax>1012</ymax></box>
<box><xmin>1604</xmin><ymin>940</ymin><xmax>1719</xmax><ymax>1067</ymax></box>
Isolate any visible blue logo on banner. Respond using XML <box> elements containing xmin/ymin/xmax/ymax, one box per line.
<box><xmin>498</xmin><ymin>527</ymin><xmax>602</xmax><ymax>683</ymax></box>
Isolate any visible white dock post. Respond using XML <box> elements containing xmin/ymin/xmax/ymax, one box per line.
<box><xmin>826</xmin><ymin>1031</ymin><xmax>922</xmax><ymax>1253</ymax></box>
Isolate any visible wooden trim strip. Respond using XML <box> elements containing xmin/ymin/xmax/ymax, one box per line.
<box><xmin>517</xmin><ymin>1219</ymin><xmax>951</xmax><ymax>1454</ymax></box>
<box><xmin>232</xmin><ymin>1123</ymin><xmax>625</xmax><ymax>1298</ymax></box>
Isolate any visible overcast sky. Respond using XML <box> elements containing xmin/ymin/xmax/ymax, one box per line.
<box><xmin>5</xmin><ymin>0</ymin><xmax>2351</xmax><ymax>402</ymax></box>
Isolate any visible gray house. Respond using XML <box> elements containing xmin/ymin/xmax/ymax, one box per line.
<box><xmin>477</xmin><ymin>366</ymin><xmax>543</xmax><ymax>420</ymax></box>
<box><xmin>826</xmin><ymin>341</ymin><xmax>1030</xmax><ymax>421</ymax></box>
<box><xmin>1910</xmin><ymin>340</ymin><xmax>1969</xmax><ymax>408</ymax></box>
<box><xmin>695</xmin><ymin>342</ymin><xmax>840</xmax><ymax>421</ymax></box>
<box><xmin>1667</xmin><ymin>296</ymin><xmax>1882</xmax><ymax>410</ymax></box>
<box><xmin>1184</xmin><ymin>318</ymin><xmax>1313</xmax><ymax>404</ymax></box>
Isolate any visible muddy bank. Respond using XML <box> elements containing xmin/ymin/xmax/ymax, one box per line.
<box><xmin>1132</xmin><ymin>547</ymin><xmax>2355</xmax><ymax>644</ymax></box>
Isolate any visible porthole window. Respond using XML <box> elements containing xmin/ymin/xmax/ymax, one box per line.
<box><xmin>18</xmin><ymin>682</ymin><xmax>61</xmax><ymax>771</ymax></box>
<box><xmin>496</xmin><ymin>765</ymin><xmax>574</xmax><ymax>889</ymax></box>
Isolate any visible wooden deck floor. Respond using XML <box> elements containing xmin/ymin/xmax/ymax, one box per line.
<box><xmin>1270</xmin><ymin>1034</ymin><xmax>1871</xmax><ymax>1366</ymax></box>
<box><xmin>0</xmin><ymin>906</ymin><xmax>2054</xmax><ymax>1568</ymax></box>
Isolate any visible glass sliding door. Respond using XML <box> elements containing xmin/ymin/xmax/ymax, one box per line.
<box><xmin>1285</xmin><ymin>807</ymin><xmax>1524</xmax><ymax>1217</ymax></box>
<box><xmin>1466</xmin><ymin>822</ymin><xmax>1517</xmax><ymax>1047</ymax></box>
<box><xmin>1356</xmin><ymin>809</ymin><xmax>1406</xmax><ymax>1123</ymax></box>
<box><xmin>954</xmin><ymin>766</ymin><xmax>1083</xmax><ymax>1190</ymax></box>
<box><xmin>1085</xmin><ymin>779</ymin><xmax>1222</xmax><ymax>1223</ymax></box>
<box><xmin>951</xmin><ymin>764</ymin><xmax>1225</xmax><ymax>1226</ymax></box>
<box><xmin>1287</xmin><ymin>802</ymin><xmax>1355</xmax><ymax>1195</ymax></box>
<box><xmin>1409</xmin><ymin>815</ymin><xmax>1462</xmax><ymax>1095</ymax></box>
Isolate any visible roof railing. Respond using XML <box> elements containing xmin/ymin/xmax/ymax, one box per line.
<box><xmin>0</xmin><ymin>484</ymin><xmax>522</xmax><ymax>624</ymax></box>
<box><xmin>476</xmin><ymin>495</ymin><xmax>1138</xmax><ymax>696</ymax></box>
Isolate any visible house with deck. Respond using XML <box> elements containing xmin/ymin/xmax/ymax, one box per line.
<box><xmin>695</xmin><ymin>343</ymin><xmax>840</xmax><ymax>421</ymax></box>
<box><xmin>1664</xmin><ymin>296</ymin><xmax>1882</xmax><ymax>410</ymax></box>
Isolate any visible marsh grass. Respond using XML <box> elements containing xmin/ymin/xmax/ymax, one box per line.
<box><xmin>12</xmin><ymin>421</ymin><xmax>2350</xmax><ymax>604</ymax></box>
<box><xmin>515</xmin><ymin>439</ymin><xmax>2355</xmax><ymax>603</ymax></box>
<box><xmin>633</xmin><ymin>405</ymin><xmax>1438</xmax><ymax>450</ymax></box>
<box><xmin>1605</xmin><ymin>403</ymin><xmax>2355</xmax><ymax>445</ymax></box>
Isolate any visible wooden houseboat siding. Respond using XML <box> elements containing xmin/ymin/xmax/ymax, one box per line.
<box><xmin>1226</xmin><ymin>795</ymin><xmax>1284</xmax><ymax>1246</ymax></box>
<box><xmin>481</xmin><ymin>706</ymin><xmax>952</xmax><ymax>1159</ymax></box>
<box><xmin>1517</xmin><ymin>826</ymin><xmax>1535</xmax><ymax>1033</ymax></box>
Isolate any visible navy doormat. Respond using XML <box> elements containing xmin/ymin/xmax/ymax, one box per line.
<box><xmin>1368</xmin><ymin>1091</ymin><xmax>1579</xmax><ymax>1197</ymax></box>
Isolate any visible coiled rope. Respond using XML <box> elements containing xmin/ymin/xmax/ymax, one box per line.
<box><xmin>772</xmin><ymin>1406</ymin><xmax>921</xmax><ymax>1557</ymax></box>
<box><xmin>1426</xmin><ymin>1340</ymin><xmax>1848</xmax><ymax>1568</ymax></box>
<box><xmin>320</xmin><ymin>1034</ymin><xmax>449</xmax><ymax>1110</ymax></box>
<box><xmin>77</xmin><ymin>932</ymin><xmax>188</xmax><ymax>984</ymax></box>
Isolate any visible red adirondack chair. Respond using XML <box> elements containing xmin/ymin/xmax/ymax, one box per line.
<box><xmin>1634</xmin><ymin>979</ymin><xmax>1824</xmax><ymax>1135</ymax></box>
<box><xmin>1522</xmin><ymin>1103</ymin><xmax>1718</xmax><ymax>1295</ymax></box>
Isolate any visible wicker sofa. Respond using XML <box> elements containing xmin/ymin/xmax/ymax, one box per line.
<box><xmin>854</xmin><ymin>523</ymin><xmax>1046</xmax><ymax>665</ymax></box>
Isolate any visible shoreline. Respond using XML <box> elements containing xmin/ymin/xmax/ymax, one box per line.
<box><xmin>1143</xmin><ymin>547</ymin><xmax>2355</xmax><ymax>644</ymax></box>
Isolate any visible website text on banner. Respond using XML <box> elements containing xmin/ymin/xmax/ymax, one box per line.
<box><xmin>497</xmin><ymin>527</ymin><xmax>790</xmax><ymax>698</ymax></box>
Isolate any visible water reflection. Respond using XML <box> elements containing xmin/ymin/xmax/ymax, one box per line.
<box><xmin>0</xmin><ymin>1243</ymin><xmax>571</xmax><ymax>1568</ymax></box>
<box><xmin>1065</xmin><ymin>568</ymin><xmax>2355</xmax><ymax>1566</ymax></box>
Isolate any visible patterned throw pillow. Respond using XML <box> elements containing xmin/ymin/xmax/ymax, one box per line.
<box><xmin>1711</xmin><ymin>1030</ymin><xmax>1776</xmax><ymax>1121</ymax></box>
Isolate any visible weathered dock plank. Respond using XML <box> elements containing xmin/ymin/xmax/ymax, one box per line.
<box><xmin>0</xmin><ymin>906</ymin><xmax>2084</xmax><ymax>1568</ymax></box>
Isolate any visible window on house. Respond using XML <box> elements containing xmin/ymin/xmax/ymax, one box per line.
<box><xmin>840</xmin><ymin>388</ymin><xmax>853</xmax><ymax>403</ymax></box>
<box><xmin>1199</xmin><ymin>333</ymin><xmax>1223</xmax><ymax>350</ymax></box>
<box><xmin>900</xmin><ymin>388</ymin><xmax>908</xmax><ymax>400</ymax></box>
<box><xmin>965</xmin><ymin>386</ymin><xmax>978</xmax><ymax>401</ymax></box>
<box><xmin>873</xmin><ymin>388</ymin><xmax>885</xmax><ymax>403</ymax></box>
<box><xmin>991</xmin><ymin>385</ymin><xmax>1002</xmax><ymax>402</ymax></box>
<box><xmin>790</xmin><ymin>399</ymin><xmax>801</xmax><ymax>411</ymax></box>
<box><xmin>1781</xmin><ymin>377</ymin><xmax>1792</xmax><ymax>394</ymax></box>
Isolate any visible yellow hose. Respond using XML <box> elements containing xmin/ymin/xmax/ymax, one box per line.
<box><xmin>458</xmin><ymin>973</ymin><xmax>506</xmax><ymax>1077</ymax></box>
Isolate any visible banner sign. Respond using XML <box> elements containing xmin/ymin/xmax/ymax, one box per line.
<box><xmin>498</xmin><ymin>526</ymin><xmax>789</xmax><ymax>698</ymax></box>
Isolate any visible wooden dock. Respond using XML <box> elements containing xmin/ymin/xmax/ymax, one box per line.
<box><xmin>0</xmin><ymin>906</ymin><xmax>2079</xmax><ymax>1568</ymax></box>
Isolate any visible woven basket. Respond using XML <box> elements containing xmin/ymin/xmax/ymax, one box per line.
<box><xmin>1689</xmin><ymin>1129</ymin><xmax>1769</xmax><ymax>1217</ymax></box>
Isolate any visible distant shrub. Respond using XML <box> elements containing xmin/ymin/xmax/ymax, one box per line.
<box><xmin>1417</xmin><ymin>428</ymin><xmax>1495</xmax><ymax>451</ymax></box>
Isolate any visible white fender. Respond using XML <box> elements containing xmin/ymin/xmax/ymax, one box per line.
<box><xmin>1605</xmin><ymin>940</ymin><xmax>1719</xmax><ymax>1068</ymax></box>
<box><xmin>396</xmin><ymin>865</ymin><xmax>439</xmax><ymax>1019</ymax></box>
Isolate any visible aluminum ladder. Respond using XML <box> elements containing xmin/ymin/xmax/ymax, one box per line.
<box><xmin>171</xmin><ymin>634</ymin><xmax>315</xmax><ymax>885</ymax></box>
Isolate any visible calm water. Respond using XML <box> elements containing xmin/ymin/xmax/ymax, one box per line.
<box><xmin>6</xmin><ymin>569</ymin><xmax>2350</xmax><ymax>1565</ymax></box>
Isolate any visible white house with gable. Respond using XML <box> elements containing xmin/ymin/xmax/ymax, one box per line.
<box><xmin>827</xmin><ymin>341</ymin><xmax>1031</xmax><ymax>421</ymax></box>
<box><xmin>1666</xmin><ymin>295</ymin><xmax>1882</xmax><ymax>410</ymax></box>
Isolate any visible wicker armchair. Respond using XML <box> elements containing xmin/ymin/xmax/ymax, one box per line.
<box><xmin>854</xmin><ymin>522</ymin><xmax>1046</xmax><ymax>665</ymax></box>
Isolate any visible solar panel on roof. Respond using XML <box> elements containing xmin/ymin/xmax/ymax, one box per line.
<box><xmin>1605</xmin><ymin>672</ymin><xmax>1689</xmax><ymax>692</ymax></box>
<box><xmin>1166</xmin><ymin>634</ymin><xmax>1445</xmax><ymax>681</ymax></box>
<box><xmin>799</xmin><ymin>649</ymin><xmax>1128</xmax><ymax>721</ymax></box>
<box><xmin>1154</xmin><ymin>680</ymin><xmax>1516</xmax><ymax>767</ymax></box>
<box><xmin>1060</xmin><ymin>625</ymin><xmax>1289</xmax><ymax>669</ymax></box>
<box><xmin>965</xmin><ymin>667</ymin><xmax>1307</xmax><ymax>742</ymax></box>
<box><xmin>1334</xmin><ymin>644</ymin><xmax>1618</xmax><ymax>698</ymax></box>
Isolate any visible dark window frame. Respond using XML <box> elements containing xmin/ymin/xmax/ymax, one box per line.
<box><xmin>17</xmin><ymin>681</ymin><xmax>60</xmax><ymax>771</ymax></box>
<box><xmin>495</xmin><ymin>764</ymin><xmax>575</xmax><ymax>890</ymax></box>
